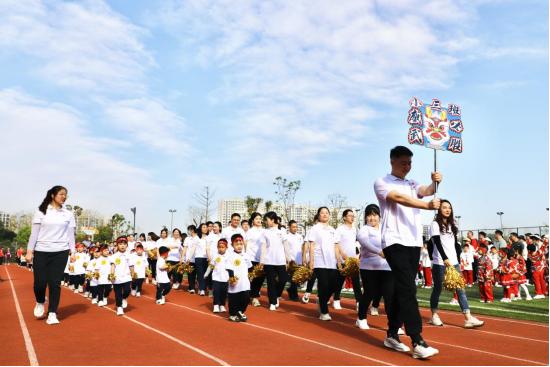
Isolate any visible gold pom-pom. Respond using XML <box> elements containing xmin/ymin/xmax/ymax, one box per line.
<box><xmin>93</xmin><ymin>271</ymin><xmax>100</xmax><ymax>280</ymax></box>
<box><xmin>131</xmin><ymin>271</ymin><xmax>137</xmax><ymax>280</ymax></box>
<box><xmin>248</xmin><ymin>264</ymin><xmax>265</xmax><ymax>281</ymax></box>
<box><xmin>68</xmin><ymin>265</ymin><xmax>74</xmax><ymax>273</ymax></box>
<box><xmin>287</xmin><ymin>261</ymin><xmax>299</xmax><ymax>276</ymax></box>
<box><xmin>182</xmin><ymin>262</ymin><xmax>194</xmax><ymax>274</ymax></box>
<box><xmin>85</xmin><ymin>273</ymin><xmax>92</xmax><ymax>280</ymax></box>
<box><xmin>148</xmin><ymin>249</ymin><xmax>157</xmax><ymax>259</ymax></box>
<box><xmin>83</xmin><ymin>262</ymin><xmax>88</xmax><ymax>268</ymax></box>
<box><xmin>229</xmin><ymin>276</ymin><xmax>239</xmax><ymax>286</ymax></box>
<box><xmin>340</xmin><ymin>257</ymin><xmax>360</xmax><ymax>277</ymax></box>
<box><xmin>292</xmin><ymin>265</ymin><xmax>313</xmax><ymax>284</ymax></box>
<box><xmin>443</xmin><ymin>266</ymin><xmax>466</xmax><ymax>291</ymax></box>
<box><xmin>145</xmin><ymin>268</ymin><xmax>152</xmax><ymax>276</ymax></box>
<box><xmin>108</xmin><ymin>273</ymin><xmax>116</xmax><ymax>281</ymax></box>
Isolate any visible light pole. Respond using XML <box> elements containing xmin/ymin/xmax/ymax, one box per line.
<box><xmin>455</xmin><ymin>215</ymin><xmax>461</xmax><ymax>240</ymax></box>
<box><xmin>497</xmin><ymin>212</ymin><xmax>504</xmax><ymax>229</ymax></box>
<box><xmin>130</xmin><ymin>207</ymin><xmax>136</xmax><ymax>235</ymax></box>
<box><xmin>169</xmin><ymin>209</ymin><xmax>177</xmax><ymax>232</ymax></box>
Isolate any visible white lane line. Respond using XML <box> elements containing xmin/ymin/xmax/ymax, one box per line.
<box><xmin>141</xmin><ymin>294</ymin><xmax>394</xmax><ymax>366</ymax></box>
<box><xmin>63</xmin><ymin>287</ymin><xmax>229</xmax><ymax>366</ymax></box>
<box><xmin>5</xmin><ymin>266</ymin><xmax>39</xmax><ymax>366</ymax></box>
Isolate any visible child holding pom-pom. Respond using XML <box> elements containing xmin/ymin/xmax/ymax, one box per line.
<box><xmin>155</xmin><ymin>246</ymin><xmax>172</xmax><ymax>304</ymax></box>
<box><xmin>204</xmin><ymin>239</ymin><xmax>230</xmax><ymax>313</ymax></box>
<box><xmin>226</xmin><ymin>234</ymin><xmax>252</xmax><ymax>322</ymax></box>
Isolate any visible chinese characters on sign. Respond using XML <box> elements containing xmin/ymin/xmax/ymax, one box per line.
<box><xmin>407</xmin><ymin>97</ymin><xmax>464</xmax><ymax>153</ymax></box>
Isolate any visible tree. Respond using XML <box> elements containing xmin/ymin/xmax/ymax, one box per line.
<box><xmin>95</xmin><ymin>225</ymin><xmax>114</xmax><ymax>243</ymax></box>
<box><xmin>110</xmin><ymin>214</ymin><xmax>131</xmax><ymax>239</ymax></box>
<box><xmin>273</xmin><ymin>176</ymin><xmax>301</xmax><ymax>222</ymax></box>
<box><xmin>265</xmin><ymin>200</ymin><xmax>274</xmax><ymax>213</ymax></box>
<box><xmin>0</xmin><ymin>221</ymin><xmax>16</xmax><ymax>242</ymax></box>
<box><xmin>188</xmin><ymin>206</ymin><xmax>205</xmax><ymax>227</ymax></box>
<box><xmin>193</xmin><ymin>186</ymin><xmax>216</xmax><ymax>222</ymax></box>
<box><xmin>245</xmin><ymin>196</ymin><xmax>263</xmax><ymax>217</ymax></box>
<box><xmin>327</xmin><ymin>193</ymin><xmax>347</xmax><ymax>228</ymax></box>
<box><xmin>15</xmin><ymin>225</ymin><xmax>32</xmax><ymax>246</ymax></box>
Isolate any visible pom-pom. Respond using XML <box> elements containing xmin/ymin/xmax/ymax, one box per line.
<box><xmin>248</xmin><ymin>264</ymin><xmax>265</xmax><ymax>281</ymax></box>
<box><xmin>229</xmin><ymin>276</ymin><xmax>239</xmax><ymax>286</ymax></box>
<box><xmin>83</xmin><ymin>262</ymin><xmax>88</xmax><ymax>268</ymax></box>
<box><xmin>68</xmin><ymin>265</ymin><xmax>74</xmax><ymax>273</ymax></box>
<box><xmin>145</xmin><ymin>268</ymin><xmax>152</xmax><ymax>276</ymax></box>
<box><xmin>108</xmin><ymin>273</ymin><xmax>116</xmax><ymax>282</ymax></box>
<box><xmin>181</xmin><ymin>262</ymin><xmax>194</xmax><ymax>274</ymax></box>
<box><xmin>287</xmin><ymin>261</ymin><xmax>299</xmax><ymax>276</ymax></box>
<box><xmin>85</xmin><ymin>273</ymin><xmax>92</xmax><ymax>280</ymax></box>
<box><xmin>93</xmin><ymin>271</ymin><xmax>100</xmax><ymax>280</ymax></box>
<box><xmin>339</xmin><ymin>257</ymin><xmax>360</xmax><ymax>277</ymax></box>
<box><xmin>292</xmin><ymin>265</ymin><xmax>313</xmax><ymax>284</ymax></box>
<box><xmin>443</xmin><ymin>266</ymin><xmax>466</xmax><ymax>291</ymax></box>
<box><xmin>148</xmin><ymin>249</ymin><xmax>157</xmax><ymax>259</ymax></box>
<box><xmin>131</xmin><ymin>271</ymin><xmax>137</xmax><ymax>280</ymax></box>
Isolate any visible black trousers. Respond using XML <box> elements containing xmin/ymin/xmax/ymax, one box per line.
<box><xmin>358</xmin><ymin>269</ymin><xmax>396</xmax><ymax>331</ymax></box>
<box><xmin>167</xmin><ymin>260</ymin><xmax>183</xmax><ymax>284</ymax></box>
<box><xmin>286</xmin><ymin>270</ymin><xmax>299</xmax><ymax>300</ymax></box>
<box><xmin>89</xmin><ymin>285</ymin><xmax>98</xmax><ymax>299</ymax></box>
<box><xmin>148</xmin><ymin>258</ymin><xmax>157</xmax><ymax>279</ymax></box>
<box><xmin>383</xmin><ymin>244</ymin><xmax>422</xmax><ymax>340</ymax></box>
<box><xmin>156</xmin><ymin>282</ymin><xmax>171</xmax><ymax>300</ymax></box>
<box><xmin>305</xmin><ymin>272</ymin><xmax>318</xmax><ymax>293</ymax></box>
<box><xmin>526</xmin><ymin>258</ymin><xmax>533</xmax><ymax>283</ymax></box>
<box><xmin>33</xmin><ymin>250</ymin><xmax>69</xmax><ymax>313</ymax></box>
<box><xmin>472</xmin><ymin>257</ymin><xmax>479</xmax><ymax>282</ymax></box>
<box><xmin>250</xmin><ymin>261</ymin><xmax>266</xmax><ymax>298</ymax></box>
<box><xmin>187</xmin><ymin>262</ymin><xmax>197</xmax><ymax>291</ymax></box>
<box><xmin>113</xmin><ymin>282</ymin><xmax>131</xmax><ymax>307</ymax></box>
<box><xmin>228</xmin><ymin>291</ymin><xmax>249</xmax><ymax>316</ymax></box>
<box><xmin>314</xmin><ymin>268</ymin><xmax>338</xmax><ymax>314</ymax></box>
<box><xmin>334</xmin><ymin>271</ymin><xmax>362</xmax><ymax>302</ymax></box>
<box><xmin>70</xmin><ymin>274</ymin><xmax>85</xmax><ymax>288</ymax></box>
<box><xmin>97</xmin><ymin>284</ymin><xmax>112</xmax><ymax>302</ymax></box>
<box><xmin>264</xmin><ymin>265</ymin><xmax>287</xmax><ymax>305</ymax></box>
<box><xmin>132</xmin><ymin>278</ymin><xmax>145</xmax><ymax>292</ymax></box>
<box><xmin>212</xmin><ymin>280</ymin><xmax>228</xmax><ymax>306</ymax></box>
<box><xmin>195</xmin><ymin>258</ymin><xmax>208</xmax><ymax>292</ymax></box>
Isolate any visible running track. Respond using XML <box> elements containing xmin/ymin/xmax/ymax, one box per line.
<box><xmin>1</xmin><ymin>265</ymin><xmax>548</xmax><ymax>366</ymax></box>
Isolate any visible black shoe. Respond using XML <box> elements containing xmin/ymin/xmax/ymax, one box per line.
<box><xmin>237</xmin><ymin>311</ymin><xmax>248</xmax><ymax>322</ymax></box>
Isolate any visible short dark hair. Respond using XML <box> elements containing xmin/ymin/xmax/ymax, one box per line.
<box><xmin>231</xmin><ymin>213</ymin><xmax>241</xmax><ymax>219</ymax></box>
<box><xmin>214</xmin><ymin>221</ymin><xmax>222</xmax><ymax>228</ymax></box>
<box><xmin>231</xmin><ymin>233</ymin><xmax>244</xmax><ymax>243</ymax></box>
<box><xmin>241</xmin><ymin>219</ymin><xmax>248</xmax><ymax>226</ymax></box>
<box><xmin>527</xmin><ymin>244</ymin><xmax>536</xmax><ymax>252</ymax></box>
<box><xmin>187</xmin><ymin>225</ymin><xmax>197</xmax><ymax>234</ymax></box>
<box><xmin>206</xmin><ymin>221</ymin><xmax>213</xmax><ymax>226</ymax></box>
<box><xmin>479</xmin><ymin>231</ymin><xmax>486</xmax><ymax>237</ymax></box>
<box><xmin>342</xmin><ymin>209</ymin><xmax>354</xmax><ymax>219</ymax></box>
<box><xmin>510</xmin><ymin>232</ymin><xmax>519</xmax><ymax>238</ymax></box>
<box><xmin>390</xmin><ymin>146</ymin><xmax>413</xmax><ymax>160</ymax></box>
<box><xmin>158</xmin><ymin>246</ymin><xmax>169</xmax><ymax>256</ymax></box>
<box><xmin>288</xmin><ymin>220</ymin><xmax>297</xmax><ymax>226</ymax></box>
<box><xmin>495</xmin><ymin>230</ymin><xmax>503</xmax><ymax>236</ymax></box>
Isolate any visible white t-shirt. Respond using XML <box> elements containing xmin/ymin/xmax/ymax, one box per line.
<box><xmin>210</xmin><ymin>253</ymin><xmax>229</xmax><ymax>282</ymax></box>
<box><xmin>285</xmin><ymin>232</ymin><xmax>304</xmax><ymax>264</ymax></box>
<box><xmin>156</xmin><ymin>237</ymin><xmax>172</xmax><ymax>257</ymax></box>
<box><xmin>31</xmin><ymin>206</ymin><xmax>76</xmax><ymax>252</ymax></box>
<box><xmin>144</xmin><ymin>240</ymin><xmax>157</xmax><ymax>252</ymax></box>
<box><xmin>489</xmin><ymin>253</ymin><xmax>500</xmax><ymax>270</ymax></box>
<box><xmin>357</xmin><ymin>225</ymin><xmax>390</xmax><ymax>271</ymax></box>
<box><xmin>127</xmin><ymin>241</ymin><xmax>136</xmax><ymax>252</ymax></box>
<box><xmin>96</xmin><ymin>256</ymin><xmax>112</xmax><ymax>285</ymax></box>
<box><xmin>225</xmin><ymin>251</ymin><xmax>252</xmax><ymax>293</ymax></box>
<box><xmin>206</xmin><ymin>233</ymin><xmax>221</xmax><ymax>260</ymax></box>
<box><xmin>430</xmin><ymin>221</ymin><xmax>458</xmax><ymax>266</ymax></box>
<box><xmin>460</xmin><ymin>251</ymin><xmax>474</xmax><ymax>271</ymax></box>
<box><xmin>245</xmin><ymin>226</ymin><xmax>264</xmax><ymax>263</ymax></box>
<box><xmin>221</xmin><ymin>226</ymin><xmax>245</xmax><ymax>244</ymax></box>
<box><xmin>335</xmin><ymin>224</ymin><xmax>358</xmax><ymax>258</ymax></box>
<box><xmin>309</xmin><ymin>223</ymin><xmax>337</xmax><ymax>269</ymax></box>
<box><xmin>156</xmin><ymin>257</ymin><xmax>170</xmax><ymax>283</ymax></box>
<box><xmin>194</xmin><ymin>237</ymin><xmax>208</xmax><ymax>259</ymax></box>
<box><xmin>109</xmin><ymin>251</ymin><xmax>133</xmax><ymax>284</ymax></box>
<box><xmin>374</xmin><ymin>174</ymin><xmax>424</xmax><ymax>249</ymax></box>
<box><xmin>183</xmin><ymin>236</ymin><xmax>200</xmax><ymax>262</ymax></box>
<box><xmin>261</xmin><ymin>227</ymin><xmax>287</xmax><ymax>266</ymax></box>
<box><xmin>131</xmin><ymin>253</ymin><xmax>148</xmax><ymax>279</ymax></box>
<box><xmin>72</xmin><ymin>252</ymin><xmax>87</xmax><ymax>275</ymax></box>
<box><xmin>167</xmin><ymin>237</ymin><xmax>183</xmax><ymax>262</ymax></box>
<box><xmin>86</xmin><ymin>258</ymin><xmax>100</xmax><ymax>286</ymax></box>
<box><xmin>420</xmin><ymin>248</ymin><xmax>432</xmax><ymax>268</ymax></box>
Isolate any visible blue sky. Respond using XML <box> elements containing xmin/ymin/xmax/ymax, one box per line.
<box><xmin>0</xmin><ymin>0</ymin><xmax>548</xmax><ymax>232</ymax></box>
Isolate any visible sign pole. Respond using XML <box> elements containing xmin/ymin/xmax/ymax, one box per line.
<box><xmin>434</xmin><ymin>148</ymin><xmax>438</xmax><ymax>197</ymax></box>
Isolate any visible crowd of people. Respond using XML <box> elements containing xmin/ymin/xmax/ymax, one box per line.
<box><xmin>15</xmin><ymin>146</ymin><xmax>550</xmax><ymax>361</ymax></box>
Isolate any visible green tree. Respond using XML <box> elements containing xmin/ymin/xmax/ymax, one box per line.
<box><xmin>110</xmin><ymin>214</ymin><xmax>131</xmax><ymax>239</ymax></box>
<box><xmin>0</xmin><ymin>221</ymin><xmax>16</xmax><ymax>242</ymax></box>
<box><xmin>265</xmin><ymin>200</ymin><xmax>273</xmax><ymax>212</ymax></box>
<box><xmin>15</xmin><ymin>225</ymin><xmax>32</xmax><ymax>246</ymax></box>
<box><xmin>95</xmin><ymin>225</ymin><xmax>114</xmax><ymax>243</ymax></box>
<box><xmin>245</xmin><ymin>196</ymin><xmax>263</xmax><ymax>217</ymax></box>
<box><xmin>273</xmin><ymin>176</ymin><xmax>301</xmax><ymax>222</ymax></box>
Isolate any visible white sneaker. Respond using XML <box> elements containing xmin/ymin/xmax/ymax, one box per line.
<box><xmin>302</xmin><ymin>293</ymin><xmax>310</xmax><ymax>304</ymax></box>
<box><xmin>220</xmin><ymin>305</ymin><xmax>226</xmax><ymax>312</ymax></box>
<box><xmin>252</xmin><ymin>298</ymin><xmax>261</xmax><ymax>307</ymax></box>
<box><xmin>213</xmin><ymin>305</ymin><xmax>221</xmax><ymax>313</ymax></box>
<box><xmin>69</xmin><ymin>285</ymin><xmax>75</xmax><ymax>290</ymax></box>
<box><xmin>429</xmin><ymin>314</ymin><xmax>443</xmax><ymax>326</ymax></box>
<box><xmin>172</xmin><ymin>283</ymin><xmax>180</xmax><ymax>289</ymax></box>
<box><xmin>412</xmin><ymin>344</ymin><xmax>439</xmax><ymax>359</ymax></box>
<box><xmin>74</xmin><ymin>289</ymin><xmax>79</xmax><ymax>294</ymax></box>
<box><xmin>84</xmin><ymin>291</ymin><xmax>89</xmax><ymax>297</ymax></box>
<box><xmin>189</xmin><ymin>289</ymin><xmax>195</xmax><ymax>294</ymax></box>
<box><xmin>449</xmin><ymin>299</ymin><xmax>459</xmax><ymax>305</ymax></box>
<box><xmin>464</xmin><ymin>316</ymin><xmax>484</xmax><ymax>328</ymax></box>
<box><xmin>136</xmin><ymin>292</ymin><xmax>141</xmax><ymax>298</ymax></box>
<box><xmin>269</xmin><ymin>304</ymin><xmax>277</xmax><ymax>311</ymax></box>
<box><xmin>199</xmin><ymin>290</ymin><xmax>206</xmax><ymax>296</ymax></box>
<box><xmin>495</xmin><ymin>283</ymin><xmax>502</xmax><ymax>287</ymax></box>
<box><xmin>526</xmin><ymin>295</ymin><xmax>533</xmax><ymax>301</ymax></box>
<box><xmin>333</xmin><ymin>300</ymin><xmax>342</xmax><ymax>310</ymax></box>
<box><xmin>46</xmin><ymin>312</ymin><xmax>60</xmax><ymax>325</ymax></box>
<box><xmin>383</xmin><ymin>336</ymin><xmax>410</xmax><ymax>352</ymax></box>
<box><xmin>398</xmin><ymin>327</ymin><xmax>405</xmax><ymax>335</ymax></box>
<box><xmin>370</xmin><ymin>307</ymin><xmax>379</xmax><ymax>316</ymax></box>
<box><xmin>276</xmin><ymin>297</ymin><xmax>281</xmax><ymax>308</ymax></box>
<box><xmin>156</xmin><ymin>299</ymin><xmax>162</xmax><ymax>305</ymax></box>
<box><xmin>152</xmin><ymin>279</ymin><xmax>157</xmax><ymax>285</ymax></box>
<box><xmin>91</xmin><ymin>298</ymin><xmax>98</xmax><ymax>304</ymax></box>
<box><xmin>78</xmin><ymin>285</ymin><xmax>83</xmax><ymax>293</ymax></box>
<box><xmin>319</xmin><ymin>313</ymin><xmax>332</xmax><ymax>321</ymax></box>
<box><xmin>33</xmin><ymin>303</ymin><xmax>45</xmax><ymax>318</ymax></box>
<box><xmin>97</xmin><ymin>300</ymin><xmax>106</xmax><ymax>307</ymax></box>
<box><xmin>122</xmin><ymin>299</ymin><xmax>128</xmax><ymax>309</ymax></box>
<box><xmin>356</xmin><ymin>319</ymin><xmax>369</xmax><ymax>330</ymax></box>
<box><xmin>534</xmin><ymin>294</ymin><xmax>545</xmax><ymax>299</ymax></box>
<box><xmin>117</xmin><ymin>307</ymin><xmax>124</xmax><ymax>316</ymax></box>
<box><xmin>131</xmin><ymin>290</ymin><xmax>136</xmax><ymax>296</ymax></box>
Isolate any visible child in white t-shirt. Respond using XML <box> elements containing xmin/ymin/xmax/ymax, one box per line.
<box><xmin>109</xmin><ymin>237</ymin><xmax>134</xmax><ymax>316</ymax></box>
<box><xmin>226</xmin><ymin>234</ymin><xmax>252</xmax><ymax>322</ymax></box>
<box><xmin>156</xmin><ymin>246</ymin><xmax>171</xmax><ymax>304</ymax></box>
<box><xmin>131</xmin><ymin>243</ymin><xmax>148</xmax><ymax>297</ymax></box>
<box><xmin>96</xmin><ymin>245</ymin><xmax>113</xmax><ymax>307</ymax></box>
<box><xmin>204</xmin><ymin>239</ymin><xmax>229</xmax><ymax>313</ymax></box>
<box><xmin>86</xmin><ymin>247</ymin><xmax>101</xmax><ymax>304</ymax></box>
<box><xmin>71</xmin><ymin>243</ymin><xmax>87</xmax><ymax>293</ymax></box>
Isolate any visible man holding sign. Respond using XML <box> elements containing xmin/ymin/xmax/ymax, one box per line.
<box><xmin>374</xmin><ymin>146</ymin><xmax>441</xmax><ymax>360</ymax></box>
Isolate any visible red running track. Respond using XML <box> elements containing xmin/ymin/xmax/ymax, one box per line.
<box><xmin>1</xmin><ymin>265</ymin><xmax>548</xmax><ymax>366</ymax></box>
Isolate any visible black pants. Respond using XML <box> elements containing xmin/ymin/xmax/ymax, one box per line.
<box><xmin>383</xmin><ymin>244</ymin><xmax>422</xmax><ymax>340</ymax></box>
<box><xmin>264</xmin><ymin>265</ymin><xmax>287</xmax><ymax>305</ymax></box>
<box><xmin>195</xmin><ymin>258</ymin><xmax>208</xmax><ymax>292</ymax></box>
<box><xmin>286</xmin><ymin>270</ymin><xmax>299</xmax><ymax>300</ymax></box>
<box><xmin>89</xmin><ymin>285</ymin><xmax>98</xmax><ymax>299</ymax></box>
<box><xmin>334</xmin><ymin>272</ymin><xmax>362</xmax><ymax>302</ymax></box>
<box><xmin>132</xmin><ymin>278</ymin><xmax>145</xmax><ymax>292</ymax></box>
<box><xmin>156</xmin><ymin>282</ymin><xmax>171</xmax><ymax>300</ymax></box>
<box><xmin>97</xmin><ymin>284</ymin><xmax>112</xmax><ymax>302</ymax></box>
<box><xmin>372</xmin><ymin>293</ymin><xmax>382</xmax><ymax>308</ymax></box>
<box><xmin>314</xmin><ymin>268</ymin><xmax>338</xmax><ymax>314</ymax></box>
<box><xmin>472</xmin><ymin>258</ymin><xmax>479</xmax><ymax>282</ymax></box>
<box><xmin>113</xmin><ymin>282</ymin><xmax>131</xmax><ymax>307</ymax></box>
<box><xmin>228</xmin><ymin>291</ymin><xmax>249</xmax><ymax>316</ymax></box>
<box><xmin>148</xmin><ymin>258</ymin><xmax>157</xmax><ymax>279</ymax></box>
<box><xmin>187</xmin><ymin>262</ymin><xmax>197</xmax><ymax>291</ymax></box>
<box><xmin>250</xmin><ymin>261</ymin><xmax>266</xmax><ymax>298</ymax></box>
<box><xmin>526</xmin><ymin>258</ymin><xmax>533</xmax><ymax>283</ymax></box>
<box><xmin>358</xmin><ymin>269</ymin><xmax>395</xmax><ymax>330</ymax></box>
<box><xmin>167</xmin><ymin>261</ymin><xmax>183</xmax><ymax>284</ymax></box>
<box><xmin>213</xmin><ymin>280</ymin><xmax>228</xmax><ymax>306</ymax></box>
<box><xmin>33</xmin><ymin>250</ymin><xmax>69</xmax><ymax>314</ymax></box>
<box><xmin>306</xmin><ymin>272</ymin><xmax>318</xmax><ymax>293</ymax></box>
<box><xmin>70</xmin><ymin>274</ymin><xmax>85</xmax><ymax>288</ymax></box>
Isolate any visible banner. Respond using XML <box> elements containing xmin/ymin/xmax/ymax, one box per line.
<box><xmin>407</xmin><ymin>97</ymin><xmax>463</xmax><ymax>153</ymax></box>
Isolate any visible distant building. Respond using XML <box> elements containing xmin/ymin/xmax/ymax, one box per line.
<box><xmin>0</xmin><ymin>211</ymin><xmax>10</xmax><ymax>228</ymax></box>
<box><xmin>217</xmin><ymin>199</ymin><xmax>249</xmax><ymax>227</ymax></box>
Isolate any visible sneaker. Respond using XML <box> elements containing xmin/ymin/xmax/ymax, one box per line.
<box><xmin>78</xmin><ymin>285</ymin><xmax>83</xmax><ymax>293</ymax></box>
<box><xmin>449</xmin><ymin>299</ymin><xmax>459</xmax><ymax>305</ymax></box>
<box><xmin>356</xmin><ymin>319</ymin><xmax>369</xmax><ymax>330</ymax></box>
<box><xmin>276</xmin><ymin>297</ymin><xmax>281</xmax><ymax>308</ymax></box>
<box><xmin>91</xmin><ymin>298</ymin><xmax>98</xmax><ymax>305</ymax></box>
<box><xmin>136</xmin><ymin>292</ymin><xmax>141</xmax><ymax>298</ymax></box>
<box><xmin>162</xmin><ymin>296</ymin><xmax>166</xmax><ymax>303</ymax></box>
<box><xmin>412</xmin><ymin>343</ymin><xmax>439</xmax><ymax>359</ymax></box>
<box><xmin>429</xmin><ymin>314</ymin><xmax>443</xmax><ymax>326</ymax></box>
<box><xmin>33</xmin><ymin>303</ymin><xmax>45</xmax><ymax>318</ymax></box>
<box><xmin>370</xmin><ymin>307</ymin><xmax>379</xmax><ymax>316</ymax></box>
<box><xmin>213</xmin><ymin>305</ymin><xmax>221</xmax><ymax>313</ymax></box>
<box><xmin>251</xmin><ymin>298</ymin><xmax>261</xmax><ymax>307</ymax></box>
<box><xmin>152</xmin><ymin>279</ymin><xmax>157</xmax><ymax>285</ymax></box>
<box><xmin>172</xmin><ymin>283</ymin><xmax>180</xmax><ymax>290</ymax></box>
<box><xmin>319</xmin><ymin>313</ymin><xmax>332</xmax><ymax>321</ymax></box>
<box><xmin>131</xmin><ymin>290</ymin><xmax>136</xmax><ymax>296</ymax></box>
<box><xmin>199</xmin><ymin>290</ymin><xmax>206</xmax><ymax>296</ymax></box>
<box><xmin>156</xmin><ymin>299</ymin><xmax>162</xmax><ymax>305</ymax></box>
<box><xmin>46</xmin><ymin>312</ymin><xmax>60</xmax><ymax>325</ymax></box>
<box><xmin>269</xmin><ymin>304</ymin><xmax>277</xmax><ymax>311</ymax></box>
<box><xmin>534</xmin><ymin>294</ymin><xmax>545</xmax><ymax>299</ymax></box>
<box><xmin>526</xmin><ymin>295</ymin><xmax>533</xmax><ymax>301</ymax></box>
<box><xmin>220</xmin><ymin>305</ymin><xmax>226</xmax><ymax>312</ymax></box>
<box><xmin>333</xmin><ymin>300</ymin><xmax>342</xmax><ymax>310</ymax></box>
<box><xmin>69</xmin><ymin>285</ymin><xmax>74</xmax><ymax>290</ymax></box>
<box><xmin>513</xmin><ymin>296</ymin><xmax>521</xmax><ymax>301</ymax></box>
<box><xmin>116</xmin><ymin>307</ymin><xmax>124</xmax><ymax>316</ymax></box>
<box><xmin>302</xmin><ymin>293</ymin><xmax>310</xmax><ymax>304</ymax></box>
<box><xmin>98</xmin><ymin>300</ymin><xmax>106</xmax><ymax>307</ymax></box>
<box><xmin>398</xmin><ymin>328</ymin><xmax>405</xmax><ymax>335</ymax></box>
<box><xmin>74</xmin><ymin>289</ymin><xmax>79</xmax><ymax>294</ymax></box>
<box><xmin>84</xmin><ymin>291</ymin><xmax>89</xmax><ymax>297</ymax></box>
<box><xmin>464</xmin><ymin>316</ymin><xmax>484</xmax><ymax>328</ymax></box>
<box><xmin>189</xmin><ymin>289</ymin><xmax>195</xmax><ymax>294</ymax></box>
<box><xmin>383</xmin><ymin>336</ymin><xmax>410</xmax><ymax>352</ymax></box>
<box><xmin>238</xmin><ymin>311</ymin><xmax>247</xmax><ymax>321</ymax></box>
<box><xmin>228</xmin><ymin>315</ymin><xmax>240</xmax><ymax>322</ymax></box>
<box><xmin>495</xmin><ymin>283</ymin><xmax>502</xmax><ymax>287</ymax></box>
<box><xmin>122</xmin><ymin>299</ymin><xmax>128</xmax><ymax>309</ymax></box>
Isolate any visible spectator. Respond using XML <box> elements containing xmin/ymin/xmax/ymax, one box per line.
<box><xmin>467</xmin><ymin>231</ymin><xmax>478</xmax><ymax>250</ymax></box>
<box><xmin>494</xmin><ymin>230</ymin><xmax>507</xmax><ymax>250</ymax></box>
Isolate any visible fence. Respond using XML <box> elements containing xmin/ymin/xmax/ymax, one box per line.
<box><xmin>458</xmin><ymin>226</ymin><xmax>549</xmax><ymax>243</ymax></box>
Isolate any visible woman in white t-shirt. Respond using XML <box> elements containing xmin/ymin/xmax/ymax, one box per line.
<box><xmin>429</xmin><ymin>199</ymin><xmax>483</xmax><ymax>329</ymax></box>
<box><xmin>334</xmin><ymin>209</ymin><xmax>361</xmax><ymax>310</ymax></box>
<box><xmin>246</xmin><ymin>212</ymin><xmax>266</xmax><ymax>307</ymax></box>
<box><xmin>184</xmin><ymin>225</ymin><xmax>199</xmax><ymax>294</ymax></box>
<box><xmin>145</xmin><ymin>232</ymin><xmax>160</xmax><ymax>284</ymax></box>
<box><xmin>26</xmin><ymin>185</ymin><xmax>76</xmax><ymax>325</ymax></box>
<box><xmin>308</xmin><ymin>207</ymin><xmax>341</xmax><ymax>321</ymax></box>
<box><xmin>193</xmin><ymin>223</ymin><xmax>210</xmax><ymax>296</ymax></box>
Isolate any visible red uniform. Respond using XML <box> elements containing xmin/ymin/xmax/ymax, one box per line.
<box><xmin>477</xmin><ymin>254</ymin><xmax>494</xmax><ymax>302</ymax></box>
<box><xmin>529</xmin><ymin>249</ymin><xmax>548</xmax><ymax>296</ymax></box>
<box><xmin>500</xmin><ymin>258</ymin><xmax>515</xmax><ymax>298</ymax></box>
